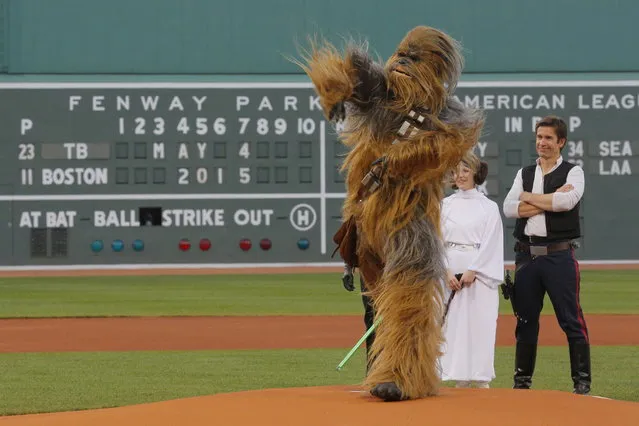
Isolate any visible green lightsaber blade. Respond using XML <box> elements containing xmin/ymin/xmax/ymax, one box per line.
<box><xmin>336</xmin><ymin>316</ymin><xmax>382</xmax><ymax>371</ymax></box>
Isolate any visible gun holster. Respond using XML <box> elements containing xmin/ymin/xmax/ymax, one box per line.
<box><xmin>500</xmin><ymin>271</ymin><xmax>526</xmax><ymax>323</ymax></box>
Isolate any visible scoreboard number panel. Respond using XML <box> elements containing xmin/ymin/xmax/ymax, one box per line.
<box><xmin>0</xmin><ymin>81</ymin><xmax>638</xmax><ymax>268</ymax></box>
<box><xmin>8</xmin><ymin>88</ymin><xmax>326</xmax><ymax>193</ymax></box>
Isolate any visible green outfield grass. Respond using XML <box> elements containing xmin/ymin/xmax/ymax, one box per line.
<box><xmin>0</xmin><ymin>346</ymin><xmax>637</xmax><ymax>416</ymax></box>
<box><xmin>0</xmin><ymin>269</ymin><xmax>637</xmax><ymax>318</ymax></box>
<box><xmin>0</xmin><ymin>269</ymin><xmax>637</xmax><ymax>416</ymax></box>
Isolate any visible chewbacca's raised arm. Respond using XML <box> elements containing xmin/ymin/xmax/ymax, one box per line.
<box><xmin>385</xmin><ymin>122</ymin><xmax>482</xmax><ymax>183</ymax></box>
<box><xmin>293</xmin><ymin>40</ymin><xmax>387</xmax><ymax>121</ymax></box>
<box><xmin>384</xmin><ymin>97</ymin><xmax>485</xmax><ymax>181</ymax></box>
<box><xmin>347</xmin><ymin>45</ymin><xmax>388</xmax><ymax>111</ymax></box>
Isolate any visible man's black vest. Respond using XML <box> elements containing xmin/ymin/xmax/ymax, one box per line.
<box><xmin>513</xmin><ymin>160</ymin><xmax>581</xmax><ymax>242</ymax></box>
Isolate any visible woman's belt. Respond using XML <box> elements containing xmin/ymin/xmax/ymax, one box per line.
<box><xmin>446</xmin><ymin>241</ymin><xmax>480</xmax><ymax>251</ymax></box>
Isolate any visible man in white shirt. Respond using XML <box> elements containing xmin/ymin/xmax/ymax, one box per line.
<box><xmin>502</xmin><ymin>115</ymin><xmax>591</xmax><ymax>395</ymax></box>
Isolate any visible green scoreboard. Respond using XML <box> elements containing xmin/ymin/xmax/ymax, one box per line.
<box><xmin>0</xmin><ymin>80</ymin><xmax>637</xmax><ymax>269</ymax></box>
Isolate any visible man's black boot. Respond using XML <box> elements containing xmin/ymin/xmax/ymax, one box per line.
<box><xmin>513</xmin><ymin>341</ymin><xmax>537</xmax><ymax>389</ymax></box>
<box><xmin>569</xmin><ymin>340</ymin><xmax>592</xmax><ymax>395</ymax></box>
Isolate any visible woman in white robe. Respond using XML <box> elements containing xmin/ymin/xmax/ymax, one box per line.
<box><xmin>439</xmin><ymin>153</ymin><xmax>505</xmax><ymax>389</ymax></box>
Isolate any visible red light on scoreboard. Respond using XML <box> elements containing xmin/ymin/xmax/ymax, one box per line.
<box><xmin>199</xmin><ymin>238</ymin><xmax>212</xmax><ymax>251</ymax></box>
<box><xmin>178</xmin><ymin>239</ymin><xmax>191</xmax><ymax>251</ymax></box>
<box><xmin>239</xmin><ymin>238</ymin><xmax>252</xmax><ymax>251</ymax></box>
<box><xmin>259</xmin><ymin>238</ymin><xmax>272</xmax><ymax>250</ymax></box>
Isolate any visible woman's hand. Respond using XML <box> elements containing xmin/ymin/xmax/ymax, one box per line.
<box><xmin>447</xmin><ymin>270</ymin><xmax>462</xmax><ymax>291</ymax></box>
<box><xmin>459</xmin><ymin>270</ymin><xmax>477</xmax><ymax>287</ymax></box>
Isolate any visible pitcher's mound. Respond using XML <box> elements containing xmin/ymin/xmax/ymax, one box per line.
<box><xmin>2</xmin><ymin>386</ymin><xmax>638</xmax><ymax>426</ymax></box>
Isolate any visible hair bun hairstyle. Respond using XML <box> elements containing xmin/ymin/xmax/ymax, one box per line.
<box><xmin>474</xmin><ymin>161</ymin><xmax>488</xmax><ymax>185</ymax></box>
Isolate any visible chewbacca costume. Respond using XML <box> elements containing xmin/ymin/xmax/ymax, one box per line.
<box><xmin>296</xmin><ymin>26</ymin><xmax>485</xmax><ymax>401</ymax></box>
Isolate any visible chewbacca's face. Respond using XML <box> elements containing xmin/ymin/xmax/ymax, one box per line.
<box><xmin>384</xmin><ymin>26</ymin><xmax>463</xmax><ymax>113</ymax></box>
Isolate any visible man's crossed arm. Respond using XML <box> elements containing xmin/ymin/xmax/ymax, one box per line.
<box><xmin>517</xmin><ymin>200</ymin><xmax>545</xmax><ymax>218</ymax></box>
<box><xmin>503</xmin><ymin>166</ymin><xmax>585</xmax><ymax>219</ymax></box>
<box><xmin>520</xmin><ymin>183</ymin><xmax>575</xmax><ymax>212</ymax></box>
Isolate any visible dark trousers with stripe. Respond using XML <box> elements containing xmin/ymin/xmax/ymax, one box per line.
<box><xmin>512</xmin><ymin>246</ymin><xmax>592</xmax><ymax>393</ymax></box>
<box><xmin>513</xmin><ymin>247</ymin><xmax>589</xmax><ymax>344</ymax></box>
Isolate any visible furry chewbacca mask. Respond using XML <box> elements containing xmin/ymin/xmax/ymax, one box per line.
<box><xmin>384</xmin><ymin>26</ymin><xmax>463</xmax><ymax>114</ymax></box>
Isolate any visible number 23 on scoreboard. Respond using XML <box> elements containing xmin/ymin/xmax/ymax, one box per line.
<box><xmin>18</xmin><ymin>143</ymin><xmax>36</xmax><ymax>160</ymax></box>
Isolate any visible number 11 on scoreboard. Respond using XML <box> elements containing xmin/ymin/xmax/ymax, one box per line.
<box><xmin>21</xmin><ymin>169</ymin><xmax>34</xmax><ymax>185</ymax></box>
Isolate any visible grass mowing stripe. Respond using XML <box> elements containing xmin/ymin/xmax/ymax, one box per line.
<box><xmin>0</xmin><ymin>346</ymin><xmax>637</xmax><ymax>416</ymax></box>
<box><xmin>0</xmin><ymin>270</ymin><xmax>637</xmax><ymax>317</ymax></box>
<box><xmin>0</xmin><ymin>274</ymin><xmax>356</xmax><ymax>317</ymax></box>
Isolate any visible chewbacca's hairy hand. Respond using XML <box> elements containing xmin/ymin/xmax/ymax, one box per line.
<box><xmin>314</xmin><ymin>69</ymin><xmax>355</xmax><ymax>122</ymax></box>
<box><xmin>293</xmin><ymin>40</ymin><xmax>357</xmax><ymax>121</ymax></box>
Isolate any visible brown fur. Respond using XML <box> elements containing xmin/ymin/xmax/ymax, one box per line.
<box><xmin>291</xmin><ymin>36</ymin><xmax>358</xmax><ymax>120</ymax></box>
<box><xmin>363</xmin><ymin>214</ymin><xmax>447</xmax><ymax>397</ymax></box>
<box><xmin>384</xmin><ymin>26</ymin><xmax>464</xmax><ymax>115</ymax></box>
<box><xmin>294</xmin><ymin>26</ymin><xmax>484</xmax><ymax>400</ymax></box>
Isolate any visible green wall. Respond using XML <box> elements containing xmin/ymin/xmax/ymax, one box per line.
<box><xmin>1</xmin><ymin>0</ymin><xmax>637</xmax><ymax>75</ymax></box>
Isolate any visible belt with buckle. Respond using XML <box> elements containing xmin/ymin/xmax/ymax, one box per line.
<box><xmin>447</xmin><ymin>241</ymin><xmax>481</xmax><ymax>251</ymax></box>
<box><xmin>515</xmin><ymin>240</ymin><xmax>572</xmax><ymax>256</ymax></box>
